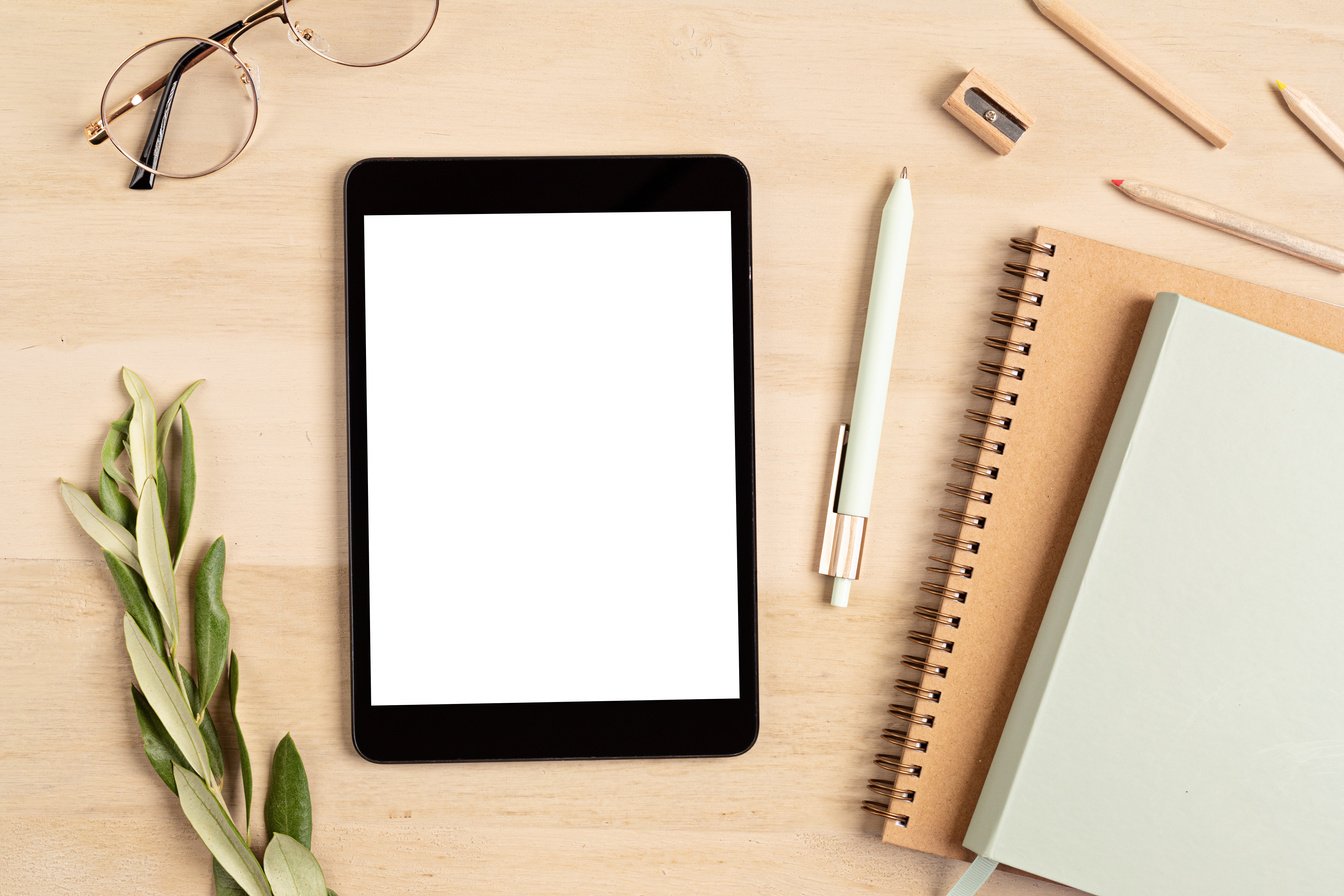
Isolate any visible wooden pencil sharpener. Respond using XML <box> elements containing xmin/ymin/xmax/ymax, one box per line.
<box><xmin>942</xmin><ymin>68</ymin><xmax>1034</xmax><ymax>155</ymax></box>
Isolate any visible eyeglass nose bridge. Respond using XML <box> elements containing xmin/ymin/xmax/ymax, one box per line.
<box><xmin>224</xmin><ymin>4</ymin><xmax>334</xmax><ymax>64</ymax></box>
<box><xmin>223</xmin><ymin>7</ymin><xmax>287</xmax><ymax>52</ymax></box>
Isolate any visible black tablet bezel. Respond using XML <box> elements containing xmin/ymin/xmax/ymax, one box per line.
<box><xmin>344</xmin><ymin>155</ymin><xmax>757</xmax><ymax>762</ymax></box>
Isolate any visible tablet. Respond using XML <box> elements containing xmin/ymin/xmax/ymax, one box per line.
<box><xmin>344</xmin><ymin>156</ymin><xmax>757</xmax><ymax>761</ymax></box>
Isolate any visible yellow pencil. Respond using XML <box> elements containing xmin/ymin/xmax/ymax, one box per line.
<box><xmin>1275</xmin><ymin>80</ymin><xmax>1344</xmax><ymax>167</ymax></box>
<box><xmin>1110</xmin><ymin>178</ymin><xmax>1344</xmax><ymax>273</ymax></box>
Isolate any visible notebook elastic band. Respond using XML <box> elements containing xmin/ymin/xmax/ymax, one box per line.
<box><xmin>946</xmin><ymin>855</ymin><xmax>999</xmax><ymax>896</ymax></box>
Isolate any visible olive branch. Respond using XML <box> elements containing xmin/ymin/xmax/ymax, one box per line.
<box><xmin>60</xmin><ymin>369</ymin><xmax>334</xmax><ymax>896</ymax></box>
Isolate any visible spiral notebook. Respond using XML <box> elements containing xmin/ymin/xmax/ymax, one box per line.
<box><xmin>865</xmin><ymin>228</ymin><xmax>1344</xmax><ymax>861</ymax></box>
<box><xmin>956</xmin><ymin>292</ymin><xmax>1344</xmax><ymax>895</ymax></box>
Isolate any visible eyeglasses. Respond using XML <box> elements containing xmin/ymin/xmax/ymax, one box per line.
<box><xmin>84</xmin><ymin>0</ymin><xmax>439</xmax><ymax>190</ymax></box>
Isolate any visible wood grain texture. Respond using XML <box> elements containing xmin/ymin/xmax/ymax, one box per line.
<box><xmin>3</xmin><ymin>2</ymin><xmax>1343</xmax><ymax>894</ymax></box>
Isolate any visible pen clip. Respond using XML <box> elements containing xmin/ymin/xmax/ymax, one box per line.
<box><xmin>819</xmin><ymin>423</ymin><xmax>866</xmax><ymax>580</ymax></box>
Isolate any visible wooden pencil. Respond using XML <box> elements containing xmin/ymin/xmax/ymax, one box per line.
<box><xmin>1110</xmin><ymin>179</ymin><xmax>1344</xmax><ymax>273</ymax></box>
<box><xmin>1275</xmin><ymin>80</ymin><xmax>1344</xmax><ymax>167</ymax></box>
<box><xmin>1031</xmin><ymin>0</ymin><xmax>1231</xmax><ymax>148</ymax></box>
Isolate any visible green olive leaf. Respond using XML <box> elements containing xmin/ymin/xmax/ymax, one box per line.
<box><xmin>263</xmin><ymin>833</ymin><xmax>327</xmax><ymax>896</ymax></box>
<box><xmin>99</xmin><ymin>471</ymin><xmax>136</xmax><ymax>531</ymax></box>
<box><xmin>59</xmin><ymin>480</ymin><xmax>141</xmax><ymax>573</ymax></box>
<box><xmin>202</xmin><ymin>710</ymin><xmax>225</xmax><ymax>783</ymax></box>
<box><xmin>135</xmin><ymin>478</ymin><xmax>179</xmax><ymax>651</ymax></box>
<box><xmin>122</xmin><ymin>368</ymin><xmax>158</xmax><ymax>496</ymax></box>
<box><xmin>214</xmin><ymin>860</ymin><xmax>249</xmax><ymax>896</ymax></box>
<box><xmin>264</xmin><ymin>734</ymin><xmax>312</xmax><ymax>849</ymax></box>
<box><xmin>132</xmin><ymin>685</ymin><xmax>187</xmax><ymax>793</ymax></box>
<box><xmin>156</xmin><ymin>379</ymin><xmax>204</xmax><ymax>456</ymax></box>
<box><xmin>179</xmin><ymin>665</ymin><xmax>226</xmax><ymax>781</ymax></box>
<box><xmin>179</xmin><ymin>662</ymin><xmax>202</xmax><ymax>717</ymax></box>
<box><xmin>193</xmin><ymin>537</ymin><xmax>230</xmax><ymax>709</ymax></box>
<box><xmin>176</xmin><ymin>404</ymin><xmax>197</xmax><ymax>565</ymax></box>
<box><xmin>156</xmin><ymin>456</ymin><xmax>170</xmax><ymax>520</ymax></box>
<box><xmin>104</xmin><ymin>551</ymin><xmax>164</xmax><ymax>654</ymax></box>
<box><xmin>101</xmin><ymin>405</ymin><xmax>133</xmax><ymax>489</ymax></box>
<box><xmin>229</xmin><ymin>652</ymin><xmax>254</xmax><ymax>841</ymax></box>
<box><xmin>173</xmin><ymin>765</ymin><xmax>273</xmax><ymax>896</ymax></box>
<box><xmin>123</xmin><ymin>615</ymin><xmax>210</xmax><ymax>779</ymax></box>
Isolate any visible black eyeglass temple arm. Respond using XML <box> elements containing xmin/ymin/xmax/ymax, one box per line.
<box><xmin>127</xmin><ymin>20</ymin><xmax>246</xmax><ymax>191</ymax></box>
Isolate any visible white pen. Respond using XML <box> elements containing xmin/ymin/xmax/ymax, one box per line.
<box><xmin>819</xmin><ymin>168</ymin><xmax>914</xmax><ymax>608</ymax></box>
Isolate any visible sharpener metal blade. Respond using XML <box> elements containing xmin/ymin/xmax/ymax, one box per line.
<box><xmin>965</xmin><ymin>88</ymin><xmax>1026</xmax><ymax>143</ymax></box>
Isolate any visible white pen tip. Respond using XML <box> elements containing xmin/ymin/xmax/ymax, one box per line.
<box><xmin>830</xmin><ymin>577</ymin><xmax>852</xmax><ymax>608</ymax></box>
<box><xmin>900</xmin><ymin>166</ymin><xmax>908</xmax><ymax>180</ymax></box>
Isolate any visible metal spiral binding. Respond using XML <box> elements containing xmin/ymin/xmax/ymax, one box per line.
<box><xmin>990</xmin><ymin>310</ymin><xmax>1038</xmax><ymax>330</ymax></box>
<box><xmin>938</xmin><ymin>506</ymin><xmax>986</xmax><ymax>528</ymax></box>
<box><xmin>868</xmin><ymin>779</ymin><xmax>917</xmax><ymax>801</ymax></box>
<box><xmin>1010</xmin><ymin>237</ymin><xmax>1056</xmax><ymax>256</ymax></box>
<box><xmin>932</xmin><ymin>531</ymin><xmax>980</xmax><ymax>552</ymax></box>
<box><xmin>950</xmin><ymin>458</ymin><xmax>999</xmax><ymax>480</ymax></box>
<box><xmin>945</xmin><ymin>483</ymin><xmax>992</xmax><ymax>504</ymax></box>
<box><xmin>864</xmin><ymin>235</ymin><xmax>1050</xmax><ymax>829</ymax></box>
<box><xmin>918</xmin><ymin>581</ymin><xmax>967</xmax><ymax>602</ymax></box>
<box><xmin>999</xmin><ymin>285</ymin><xmax>1044</xmax><ymax>306</ymax></box>
<box><xmin>913</xmin><ymin>605</ymin><xmax>961</xmax><ymax>627</ymax></box>
<box><xmin>965</xmin><ymin>409</ymin><xmax>1011</xmax><ymax>430</ymax></box>
<box><xmin>970</xmin><ymin>385</ymin><xmax>1017</xmax><ymax>406</ymax></box>
<box><xmin>925</xmin><ymin>555</ymin><xmax>972</xmax><ymax>578</ymax></box>
<box><xmin>862</xmin><ymin>773</ymin><xmax>915</xmax><ymax>820</ymax></box>
<box><xmin>1004</xmin><ymin>261</ymin><xmax>1049</xmax><ymax>281</ymax></box>
<box><xmin>861</xmin><ymin>799</ymin><xmax>911</xmax><ymax>821</ymax></box>
<box><xmin>888</xmin><ymin>704</ymin><xmax>936</xmax><ymax>726</ymax></box>
<box><xmin>874</xmin><ymin>754</ymin><xmax>922</xmax><ymax>776</ymax></box>
<box><xmin>901</xmin><ymin>656</ymin><xmax>948</xmax><ymax>677</ymax></box>
<box><xmin>907</xmin><ymin>631</ymin><xmax>954</xmax><ymax>652</ymax></box>
<box><xmin>985</xmin><ymin>334</ymin><xmax>1031</xmax><ymax>355</ymax></box>
<box><xmin>956</xmin><ymin>435</ymin><xmax>1003</xmax><ymax>456</ymax></box>
<box><xmin>946</xmin><ymin>486</ymin><xmax>989</xmax><ymax>507</ymax></box>
<box><xmin>882</xmin><ymin>727</ymin><xmax>932</xmax><ymax>749</ymax></box>
<box><xmin>894</xmin><ymin>679</ymin><xmax>941</xmax><ymax>702</ymax></box>
<box><xmin>978</xmin><ymin>359</ymin><xmax>1025</xmax><ymax>380</ymax></box>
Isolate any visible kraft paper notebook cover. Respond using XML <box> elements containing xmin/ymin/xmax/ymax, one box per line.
<box><xmin>866</xmin><ymin>228</ymin><xmax>1344</xmax><ymax>860</ymax></box>
<box><xmin>955</xmin><ymin>292</ymin><xmax>1344</xmax><ymax>895</ymax></box>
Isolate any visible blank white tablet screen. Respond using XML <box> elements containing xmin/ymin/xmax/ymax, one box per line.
<box><xmin>363</xmin><ymin>212</ymin><xmax>740</xmax><ymax>705</ymax></box>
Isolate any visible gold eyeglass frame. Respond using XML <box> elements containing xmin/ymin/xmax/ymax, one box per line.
<box><xmin>85</xmin><ymin>0</ymin><xmax>440</xmax><ymax>183</ymax></box>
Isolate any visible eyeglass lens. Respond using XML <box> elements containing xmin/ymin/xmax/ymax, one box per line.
<box><xmin>283</xmin><ymin>0</ymin><xmax>439</xmax><ymax>67</ymax></box>
<box><xmin>102</xmin><ymin>37</ymin><xmax>259</xmax><ymax>179</ymax></box>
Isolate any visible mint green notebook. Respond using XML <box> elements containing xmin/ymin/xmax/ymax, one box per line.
<box><xmin>959</xmin><ymin>293</ymin><xmax>1344</xmax><ymax>895</ymax></box>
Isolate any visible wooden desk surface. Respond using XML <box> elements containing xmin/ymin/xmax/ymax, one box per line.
<box><xmin>5</xmin><ymin>2</ymin><xmax>1342</xmax><ymax>893</ymax></box>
